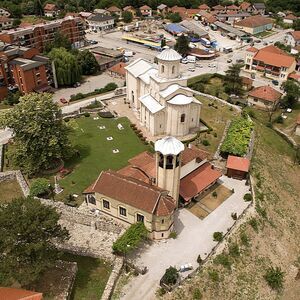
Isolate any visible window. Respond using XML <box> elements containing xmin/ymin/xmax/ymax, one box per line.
<box><xmin>137</xmin><ymin>213</ymin><xmax>144</xmax><ymax>222</ymax></box>
<box><xmin>88</xmin><ymin>194</ymin><xmax>96</xmax><ymax>205</ymax></box>
<box><xmin>103</xmin><ymin>199</ymin><xmax>110</xmax><ymax>209</ymax></box>
<box><xmin>180</xmin><ymin>113</ymin><xmax>185</xmax><ymax>123</ymax></box>
<box><xmin>172</xmin><ymin>65</ymin><xmax>175</xmax><ymax>74</ymax></box>
<box><xmin>161</xmin><ymin>219</ymin><xmax>164</xmax><ymax>224</ymax></box>
<box><xmin>131</xmin><ymin>90</ymin><xmax>134</xmax><ymax>102</ymax></box>
<box><xmin>161</xmin><ymin>233</ymin><xmax>164</xmax><ymax>237</ymax></box>
<box><xmin>119</xmin><ymin>206</ymin><xmax>127</xmax><ymax>217</ymax></box>
<box><xmin>161</xmin><ymin>65</ymin><xmax>165</xmax><ymax>73</ymax></box>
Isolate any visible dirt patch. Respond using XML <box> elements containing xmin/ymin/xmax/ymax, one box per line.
<box><xmin>0</xmin><ymin>179</ymin><xmax>24</xmax><ymax>203</ymax></box>
<box><xmin>188</xmin><ymin>204</ymin><xmax>209</xmax><ymax>219</ymax></box>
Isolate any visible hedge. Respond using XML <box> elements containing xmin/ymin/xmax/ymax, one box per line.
<box><xmin>220</xmin><ymin>117</ymin><xmax>253</xmax><ymax>157</ymax></box>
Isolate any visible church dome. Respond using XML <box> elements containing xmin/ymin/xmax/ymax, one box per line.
<box><xmin>155</xmin><ymin>136</ymin><xmax>184</xmax><ymax>155</ymax></box>
<box><xmin>156</xmin><ymin>47</ymin><xmax>182</xmax><ymax>61</ymax></box>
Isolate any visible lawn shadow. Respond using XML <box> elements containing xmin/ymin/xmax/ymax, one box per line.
<box><xmin>64</xmin><ymin>144</ymin><xmax>91</xmax><ymax>169</ymax></box>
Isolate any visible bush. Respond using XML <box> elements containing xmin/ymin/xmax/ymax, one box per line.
<box><xmin>197</xmin><ymin>255</ymin><xmax>202</xmax><ymax>264</ymax></box>
<box><xmin>243</xmin><ymin>193</ymin><xmax>252</xmax><ymax>202</ymax></box>
<box><xmin>240</xmin><ymin>232</ymin><xmax>250</xmax><ymax>246</ymax></box>
<box><xmin>202</xmin><ymin>139</ymin><xmax>210</xmax><ymax>146</ymax></box>
<box><xmin>85</xmin><ymin>100</ymin><xmax>102</xmax><ymax>109</ymax></box>
<box><xmin>249</xmin><ymin>218</ymin><xmax>259</xmax><ymax>232</ymax></box>
<box><xmin>275</xmin><ymin>115</ymin><xmax>284</xmax><ymax>124</ymax></box>
<box><xmin>30</xmin><ymin>178</ymin><xmax>51</xmax><ymax>197</ymax></box>
<box><xmin>161</xmin><ymin>266</ymin><xmax>179</xmax><ymax>286</ymax></box>
<box><xmin>213</xmin><ymin>232</ymin><xmax>223</xmax><ymax>242</ymax></box>
<box><xmin>169</xmin><ymin>231</ymin><xmax>177</xmax><ymax>239</ymax></box>
<box><xmin>98</xmin><ymin>111</ymin><xmax>114</xmax><ymax>118</ymax></box>
<box><xmin>228</xmin><ymin>243</ymin><xmax>240</xmax><ymax>257</ymax></box>
<box><xmin>193</xmin><ymin>288</ymin><xmax>203</xmax><ymax>299</ymax></box>
<box><xmin>64</xmin><ymin>118</ymin><xmax>70</xmax><ymax>122</ymax></box>
<box><xmin>212</xmin><ymin>191</ymin><xmax>217</xmax><ymax>198</ymax></box>
<box><xmin>264</xmin><ymin>266</ymin><xmax>284</xmax><ymax>290</ymax></box>
<box><xmin>231</xmin><ymin>212</ymin><xmax>237</xmax><ymax>220</ymax></box>
<box><xmin>84</xmin><ymin>112</ymin><xmax>90</xmax><ymax>117</ymax></box>
<box><xmin>213</xmin><ymin>132</ymin><xmax>217</xmax><ymax>137</ymax></box>
<box><xmin>157</xmin><ymin>287</ymin><xmax>166</xmax><ymax>296</ymax></box>
<box><xmin>214</xmin><ymin>254</ymin><xmax>231</xmax><ymax>269</ymax></box>
<box><xmin>208</xmin><ymin>269</ymin><xmax>219</xmax><ymax>282</ymax></box>
<box><xmin>103</xmin><ymin>82</ymin><xmax>118</xmax><ymax>92</ymax></box>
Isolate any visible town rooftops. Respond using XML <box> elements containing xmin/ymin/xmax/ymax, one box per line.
<box><xmin>235</xmin><ymin>15</ymin><xmax>273</xmax><ymax>28</ymax></box>
<box><xmin>140</xmin><ymin>5</ymin><xmax>151</xmax><ymax>10</ymax></box>
<box><xmin>8</xmin><ymin>57</ymin><xmax>45</xmax><ymax>71</ymax></box>
<box><xmin>84</xmin><ymin>170</ymin><xmax>176</xmax><ymax>216</ymax></box>
<box><xmin>44</xmin><ymin>3</ymin><xmax>57</xmax><ymax>11</ymax></box>
<box><xmin>253</xmin><ymin>2</ymin><xmax>266</xmax><ymax>9</ymax></box>
<box><xmin>253</xmin><ymin>45</ymin><xmax>295</xmax><ymax>68</ymax></box>
<box><xmin>108</xmin><ymin>62</ymin><xmax>126</xmax><ymax>76</ymax></box>
<box><xmin>285</xmin><ymin>14</ymin><xmax>298</xmax><ymax>20</ymax></box>
<box><xmin>0</xmin><ymin>287</ymin><xmax>43</xmax><ymax>300</ymax></box>
<box><xmin>155</xmin><ymin>136</ymin><xmax>184</xmax><ymax>155</ymax></box>
<box><xmin>227</xmin><ymin>5</ymin><xmax>239</xmax><ymax>10</ymax></box>
<box><xmin>214</xmin><ymin>21</ymin><xmax>246</xmax><ymax>37</ymax></box>
<box><xmin>246</xmin><ymin>46</ymin><xmax>258</xmax><ymax>53</ymax></box>
<box><xmin>164</xmin><ymin>23</ymin><xmax>188</xmax><ymax>34</ymax></box>
<box><xmin>156</xmin><ymin>47</ymin><xmax>182</xmax><ymax>61</ymax></box>
<box><xmin>290</xmin><ymin>31</ymin><xmax>300</xmax><ymax>41</ymax></box>
<box><xmin>125</xmin><ymin>58</ymin><xmax>153</xmax><ymax>77</ymax></box>
<box><xmin>239</xmin><ymin>2</ymin><xmax>251</xmax><ymax>10</ymax></box>
<box><xmin>198</xmin><ymin>4</ymin><xmax>210</xmax><ymax>10</ymax></box>
<box><xmin>157</xmin><ymin>4</ymin><xmax>167</xmax><ymax>10</ymax></box>
<box><xmin>182</xmin><ymin>145</ymin><xmax>209</xmax><ymax>165</ymax></box>
<box><xmin>87</xmin><ymin>13</ymin><xmax>114</xmax><ymax>22</ymax></box>
<box><xmin>180</xmin><ymin>20</ymin><xmax>208</xmax><ymax>37</ymax></box>
<box><xmin>213</xmin><ymin>5</ymin><xmax>225</xmax><ymax>10</ymax></box>
<box><xmin>248</xmin><ymin>85</ymin><xmax>282</xmax><ymax>103</ymax></box>
<box><xmin>107</xmin><ymin>6</ymin><xmax>121</xmax><ymax>12</ymax></box>
<box><xmin>226</xmin><ymin>155</ymin><xmax>250</xmax><ymax>172</ymax></box>
<box><xmin>90</xmin><ymin>46</ymin><xmax>123</xmax><ymax>58</ymax></box>
<box><xmin>0</xmin><ymin>16</ymin><xmax>11</xmax><ymax>22</ymax></box>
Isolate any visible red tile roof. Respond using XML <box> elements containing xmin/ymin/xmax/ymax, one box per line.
<box><xmin>253</xmin><ymin>45</ymin><xmax>295</xmax><ymax>68</ymax></box>
<box><xmin>186</xmin><ymin>9</ymin><xmax>200</xmax><ymax>16</ymax></box>
<box><xmin>182</xmin><ymin>145</ymin><xmax>209</xmax><ymax>166</ymax></box>
<box><xmin>285</xmin><ymin>14</ymin><xmax>298</xmax><ymax>20</ymax></box>
<box><xmin>128</xmin><ymin>151</ymin><xmax>156</xmax><ymax>178</ymax></box>
<box><xmin>180</xmin><ymin>162</ymin><xmax>222</xmax><ymax>202</ymax></box>
<box><xmin>108</xmin><ymin>62</ymin><xmax>126</xmax><ymax>76</ymax></box>
<box><xmin>140</xmin><ymin>5</ymin><xmax>151</xmax><ymax>10</ymax></box>
<box><xmin>240</xmin><ymin>2</ymin><xmax>251</xmax><ymax>10</ymax></box>
<box><xmin>44</xmin><ymin>3</ymin><xmax>57</xmax><ymax>11</ymax></box>
<box><xmin>118</xmin><ymin>165</ymin><xmax>151</xmax><ymax>184</ymax></box>
<box><xmin>0</xmin><ymin>16</ymin><xmax>11</xmax><ymax>23</ymax></box>
<box><xmin>84</xmin><ymin>170</ymin><xmax>175</xmax><ymax>216</ymax></box>
<box><xmin>0</xmin><ymin>287</ymin><xmax>43</xmax><ymax>300</ymax></box>
<box><xmin>248</xmin><ymin>85</ymin><xmax>282</xmax><ymax>103</ymax></box>
<box><xmin>226</xmin><ymin>155</ymin><xmax>250</xmax><ymax>172</ymax></box>
<box><xmin>213</xmin><ymin>5</ymin><xmax>225</xmax><ymax>10</ymax></box>
<box><xmin>198</xmin><ymin>4</ymin><xmax>210</xmax><ymax>10</ymax></box>
<box><xmin>241</xmin><ymin>76</ymin><xmax>253</xmax><ymax>86</ymax></box>
<box><xmin>246</xmin><ymin>46</ymin><xmax>258</xmax><ymax>53</ymax></box>
<box><xmin>123</xmin><ymin>6</ymin><xmax>135</xmax><ymax>11</ymax></box>
<box><xmin>235</xmin><ymin>15</ymin><xmax>273</xmax><ymax>28</ymax></box>
<box><xmin>227</xmin><ymin>5</ymin><xmax>239</xmax><ymax>10</ymax></box>
<box><xmin>107</xmin><ymin>6</ymin><xmax>121</xmax><ymax>12</ymax></box>
<box><xmin>290</xmin><ymin>31</ymin><xmax>300</xmax><ymax>41</ymax></box>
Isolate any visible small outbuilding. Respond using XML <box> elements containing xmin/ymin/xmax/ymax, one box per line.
<box><xmin>226</xmin><ymin>155</ymin><xmax>250</xmax><ymax>180</ymax></box>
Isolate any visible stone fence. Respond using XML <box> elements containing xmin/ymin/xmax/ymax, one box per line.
<box><xmin>0</xmin><ymin>170</ymin><xmax>30</xmax><ymax>197</ymax></box>
<box><xmin>0</xmin><ymin>144</ymin><xmax>4</xmax><ymax>172</ymax></box>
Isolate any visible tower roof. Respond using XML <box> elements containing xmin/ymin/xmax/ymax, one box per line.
<box><xmin>155</xmin><ymin>136</ymin><xmax>184</xmax><ymax>155</ymax></box>
<box><xmin>156</xmin><ymin>47</ymin><xmax>182</xmax><ymax>61</ymax></box>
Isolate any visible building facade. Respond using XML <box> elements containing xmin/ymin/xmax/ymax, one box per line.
<box><xmin>87</xmin><ymin>14</ymin><xmax>114</xmax><ymax>32</ymax></box>
<box><xmin>0</xmin><ymin>16</ymin><xmax>13</xmax><ymax>30</ymax></box>
<box><xmin>125</xmin><ymin>48</ymin><xmax>201</xmax><ymax>138</ymax></box>
<box><xmin>0</xmin><ymin>16</ymin><xmax>85</xmax><ymax>53</ymax></box>
<box><xmin>285</xmin><ymin>31</ymin><xmax>300</xmax><ymax>48</ymax></box>
<box><xmin>234</xmin><ymin>15</ymin><xmax>273</xmax><ymax>35</ymax></box>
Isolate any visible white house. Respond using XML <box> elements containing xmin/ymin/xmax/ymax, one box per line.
<box><xmin>125</xmin><ymin>48</ymin><xmax>201</xmax><ymax>138</ymax></box>
<box><xmin>87</xmin><ymin>14</ymin><xmax>115</xmax><ymax>32</ymax></box>
<box><xmin>0</xmin><ymin>8</ymin><xmax>10</xmax><ymax>17</ymax></box>
<box><xmin>44</xmin><ymin>3</ymin><xmax>60</xmax><ymax>18</ymax></box>
<box><xmin>285</xmin><ymin>31</ymin><xmax>300</xmax><ymax>48</ymax></box>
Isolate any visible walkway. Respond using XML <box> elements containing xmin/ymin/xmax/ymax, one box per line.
<box><xmin>121</xmin><ymin>176</ymin><xmax>250</xmax><ymax>300</ymax></box>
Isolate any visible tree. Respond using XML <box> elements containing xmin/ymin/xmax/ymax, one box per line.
<box><xmin>224</xmin><ymin>63</ymin><xmax>244</xmax><ymax>96</ymax></box>
<box><xmin>30</xmin><ymin>178</ymin><xmax>51</xmax><ymax>197</ymax></box>
<box><xmin>44</xmin><ymin>32</ymin><xmax>72</xmax><ymax>53</ymax></box>
<box><xmin>169</xmin><ymin>12</ymin><xmax>182</xmax><ymax>23</ymax></box>
<box><xmin>49</xmin><ymin>47</ymin><xmax>81</xmax><ymax>86</ymax></box>
<box><xmin>3</xmin><ymin>91</ymin><xmax>21</xmax><ymax>106</ymax></box>
<box><xmin>293</xmin><ymin>19</ymin><xmax>300</xmax><ymax>31</ymax></box>
<box><xmin>0</xmin><ymin>197</ymin><xmax>69</xmax><ymax>286</ymax></box>
<box><xmin>76</xmin><ymin>49</ymin><xmax>100</xmax><ymax>75</ymax></box>
<box><xmin>122</xmin><ymin>11</ymin><xmax>133</xmax><ymax>23</ymax></box>
<box><xmin>161</xmin><ymin>266</ymin><xmax>179</xmax><ymax>285</ymax></box>
<box><xmin>282</xmin><ymin>80</ymin><xmax>300</xmax><ymax>108</ymax></box>
<box><xmin>0</xmin><ymin>93</ymin><xmax>74</xmax><ymax>175</ymax></box>
<box><xmin>174</xmin><ymin>35</ymin><xmax>190</xmax><ymax>56</ymax></box>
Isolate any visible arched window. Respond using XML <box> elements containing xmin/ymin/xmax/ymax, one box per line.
<box><xmin>161</xmin><ymin>65</ymin><xmax>165</xmax><ymax>73</ymax></box>
<box><xmin>172</xmin><ymin>65</ymin><xmax>175</xmax><ymax>74</ymax></box>
<box><xmin>180</xmin><ymin>113</ymin><xmax>186</xmax><ymax>123</ymax></box>
<box><xmin>131</xmin><ymin>90</ymin><xmax>134</xmax><ymax>101</ymax></box>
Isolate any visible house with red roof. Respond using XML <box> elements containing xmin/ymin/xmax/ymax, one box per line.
<box><xmin>108</xmin><ymin>62</ymin><xmax>127</xmax><ymax>79</ymax></box>
<box><xmin>247</xmin><ymin>85</ymin><xmax>282</xmax><ymax>110</ymax></box>
<box><xmin>123</xmin><ymin>6</ymin><xmax>136</xmax><ymax>17</ymax></box>
<box><xmin>198</xmin><ymin>4</ymin><xmax>210</xmax><ymax>12</ymax></box>
<box><xmin>244</xmin><ymin>45</ymin><xmax>296</xmax><ymax>81</ymax></box>
<box><xmin>44</xmin><ymin>3</ymin><xmax>60</xmax><ymax>17</ymax></box>
<box><xmin>0</xmin><ymin>287</ymin><xmax>42</xmax><ymax>300</ymax></box>
<box><xmin>285</xmin><ymin>31</ymin><xmax>300</xmax><ymax>48</ymax></box>
<box><xmin>234</xmin><ymin>15</ymin><xmax>273</xmax><ymax>35</ymax></box>
<box><xmin>140</xmin><ymin>5</ymin><xmax>152</xmax><ymax>17</ymax></box>
<box><xmin>212</xmin><ymin>4</ymin><xmax>226</xmax><ymax>14</ymax></box>
<box><xmin>83</xmin><ymin>137</ymin><xmax>221</xmax><ymax>239</ymax></box>
<box><xmin>226</xmin><ymin>155</ymin><xmax>250</xmax><ymax>179</ymax></box>
<box><xmin>239</xmin><ymin>2</ymin><xmax>253</xmax><ymax>13</ymax></box>
<box><xmin>283</xmin><ymin>14</ymin><xmax>298</xmax><ymax>25</ymax></box>
<box><xmin>107</xmin><ymin>6</ymin><xmax>122</xmax><ymax>17</ymax></box>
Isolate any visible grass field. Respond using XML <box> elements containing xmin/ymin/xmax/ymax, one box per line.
<box><xmin>0</xmin><ymin>179</ymin><xmax>24</xmax><ymax>203</ymax></box>
<box><xmin>196</xmin><ymin>95</ymin><xmax>239</xmax><ymax>154</ymax></box>
<box><xmin>57</xmin><ymin>116</ymin><xmax>151</xmax><ymax>203</ymax></box>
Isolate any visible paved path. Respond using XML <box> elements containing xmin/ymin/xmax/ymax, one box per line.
<box><xmin>0</xmin><ymin>128</ymin><xmax>12</xmax><ymax>144</ymax></box>
<box><xmin>121</xmin><ymin>176</ymin><xmax>250</xmax><ymax>300</ymax></box>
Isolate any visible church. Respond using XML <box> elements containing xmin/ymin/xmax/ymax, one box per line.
<box><xmin>125</xmin><ymin>47</ymin><xmax>201</xmax><ymax>138</ymax></box>
<box><xmin>84</xmin><ymin>137</ymin><xmax>221</xmax><ymax>240</ymax></box>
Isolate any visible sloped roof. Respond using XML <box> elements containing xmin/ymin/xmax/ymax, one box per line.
<box><xmin>213</xmin><ymin>5</ymin><xmax>225</xmax><ymax>10</ymax></box>
<box><xmin>155</xmin><ymin>136</ymin><xmax>184</xmax><ymax>155</ymax></box>
<box><xmin>125</xmin><ymin>58</ymin><xmax>153</xmax><ymax>77</ymax></box>
<box><xmin>290</xmin><ymin>31</ymin><xmax>300</xmax><ymax>41</ymax></box>
<box><xmin>226</xmin><ymin>155</ymin><xmax>250</xmax><ymax>172</ymax></box>
<box><xmin>248</xmin><ymin>85</ymin><xmax>282</xmax><ymax>102</ymax></box>
<box><xmin>168</xmin><ymin>94</ymin><xmax>194</xmax><ymax>105</ymax></box>
<box><xmin>140</xmin><ymin>5</ymin><xmax>151</xmax><ymax>10</ymax></box>
<box><xmin>107</xmin><ymin>6</ymin><xmax>121</xmax><ymax>12</ymax></box>
<box><xmin>253</xmin><ymin>2</ymin><xmax>266</xmax><ymax>9</ymax></box>
<box><xmin>246</xmin><ymin>46</ymin><xmax>258</xmax><ymax>53</ymax></box>
<box><xmin>198</xmin><ymin>4</ymin><xmax>210</xmax><ymax>10</ymax></box>
<box><xmin>44</xmin><ymin>3</ymin><xmax>57</xmax><ymax>11</ymax></box>
<box><xmin>88</xmin><ymin>13</ymin><xmax>114</xmax><ymax>22</ymax></box>
<box><xmin>284</xmin><ymin>14</ymin><xmax>298</xmax><ymax>20</ymax></box>
<box><xmin>108</xmin><ymin>62</ymin><xmax>126</xmax><ymax>76</ymax></box>
<box><xmin>239</xmin><ymin>2</ymin><xmax>251</xmax><ymax>10</ymax></box>
<box><xmin>157</xmin><ymin>4</ymin><xmax>167</xmax><ymax>10</ymax></box>
<box><xmin>0</xmin><ymin>287</ymin><xmax>43</xmax><ymax>300</ymax></box>
<box><xmin>235</xmin><ymin>15</ymin><xmax>273</xmax><ymax>28</ymax></box>
<box><xmin>156</xmin><ymin>47</ymin><xmax>182</xmax><ymax>61</ymax></box>
<box><xmin>182</xmin><ymin>145</ymin><xmax>209</xmax><ymax>166</ymax></box>
<box><xmin>139</xmin><ymin>94</ymin><xmax>165</xmax><ymax>113</ymax></box>
<box><xmin>227</xmin><ymin>5</ymin><xmax>239</xmax><ymax>10</ymax></box>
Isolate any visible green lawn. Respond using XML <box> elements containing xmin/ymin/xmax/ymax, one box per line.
<box><xmin>62</xmin><ymin>253</ymin><xmax>112</xmax><ymax>300</ymax></box>
<box><xmin>254</xmin><ymin>30</ymin><xmax>274</xmax><ymax>38</ymax></box>
<box><xmin>58</xmin><ymin>116</ymin><xmax>151</xmax><ymax>202</ymax></box>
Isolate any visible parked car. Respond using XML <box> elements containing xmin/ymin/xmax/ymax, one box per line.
<box><xmin>272</xmin><ymin>80</ymin><xmax>279</xmax><ymax>86</ymax></box>
<box><xmin>195</xmin><ymin>63</ymin><xmax>203</xmax><ymax>68</ymax></box>
<box><xmin>73</xmin><ymin>82</ymin><xmax>81</xmax><ymax>88</ymax></box>
<box><xmin>188</xmin><ymin>67</ymin><xmax>195</xmax><ymax>72</ymax></box>
<box><xmin>236</xmin><ymin>59</ymin><xmax>244</xmax><ymax>64</ymax></box>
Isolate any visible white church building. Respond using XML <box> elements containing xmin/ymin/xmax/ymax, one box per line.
<box><xmin>125</xmin><ymin>47</ymin><xmax>201</xmax><ymax>138</ymax></box>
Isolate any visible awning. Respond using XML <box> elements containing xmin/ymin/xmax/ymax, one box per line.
<box><xmin>180</xmin><ymin>162</ymin><xmax>222</xmax><ymax>202</ymax></box>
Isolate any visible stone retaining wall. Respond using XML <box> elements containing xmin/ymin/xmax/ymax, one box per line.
<box><xmin>0</xmin><ymin>170</ymin><xmax>29</xmax><ymax>197</ymax></box>
<box><xmin>0</xmin><ymin>144</ymin><xmax>4</xmax><ymax>172</ymax></box>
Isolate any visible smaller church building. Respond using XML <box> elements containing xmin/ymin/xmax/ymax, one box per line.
<box><xmin>84</xmin><ymin>137</ymin><xmax>221</xmax><ymax>240</ymax></box>
<box><xmin>125</xmin><ymin>48</ymin><xmax>201</xmax><ymax>138</ymax></box>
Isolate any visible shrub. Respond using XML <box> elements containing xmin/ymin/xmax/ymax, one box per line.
<box><xmin>264</xmin><ymin>266</ymin><xmax>284</xmax><ymax>290</ymax></box>
<box><xmin>157</xmin><ymin>287</ymin><xmax>166</xmax><ymax>296</ymax></box>
<box><xmin>214</xmin><ymin>254</ymin><xmax>231</xmax><ymax>269</ymax></box>
<box><xmin>30</xmin><ymin>178</ymin><xmax>51</xmax><ymax>197</ymax></box>
<box><xmin>64</xmin><ymin>118</ymin><xmax>70</xmax><ymax>122</ymax></box>
<box><xmin>213</xmin><ymin>232</ymin><xmax>223</xmax><ymax>242</ymax></box>
<box><xmin>249</xmin><ymin>218</ymin><xmax>259</xmax><ymax>232</ymax></box>
<box><xmin>169</xmin><ymin>231</ymin><xmax>177</xmax><ymax>239</ymax></box>
<box><xmin>208</xmin><ymin>269</ymin><xmax>219</xmax><ymax>282</ymax></box>
<box><xmin>229</xmin><ymin>243</ymin><xmax>240</xmax><ymax>257</ymax></box>
<box><xmin>231</xmin><ymin>212</ymin><xmax>237</xmax><ymax>220</ymax></box>
<box><xmin>193</xmin><ymin>288</ymin><xmax>202</xmax><ymax>299</ymax></box>
<box><xmin>84</xmin><ymin>112</ymin><xmax>90</xmax><ymax>117</ymax></box>
<box><xmin>247</xmin><ymin>110</ymin><xmax>256</xmax><ymax>118</ymax></box>
<box><xmin>256</xmin><ymin>204</ymin><xmax>267</xmax><ymax>219</ymax></box>
<box><xmin>231</xmin><ymin>188</ymin><xmax>235</xmax><ymax>193</ymax></box>
<box><xmin>85</xmin><ymin>100</ymin><xmax>102</xmax><ymax>109</ymax></box>
<box><xmin>240</xmin><ymin>232</ymin><xmax>250</xmax><ymax>246</ymax></box>
<box><xmin>197</xmin><ymin>255</ymin><xmax>203</xmax><ymax>264</ymax></box>
<box><xmin>213</xmin><ymin>132</ymin><xmax>217</xmax><ymax>137</ymax></box>
<box><xmin>212</xmin><ymin>191</ymin><xmax>217</xmax><ymax>198</ymax></box>
<box><xmin>98</xmin><ymin>111</ymin><xmax>114</xmax><ymax>118</ymax></box>
<box><xmin>161</xmin><ymin>266</ymin><xmax>179</xmax><ymax>286</ymax></box>
<box><xmin>275</xmin><ymin>116</ymin><xmax>284</xmax><ymax>124</ymax></box>
<box><xmin>243</xmin><ymin>193</ymin><xmax>252</xmax><ymax>202</ymax></box>
<box><xmin>103</xmin><ymin>82</ymin><xmax>118</xmax><ymax>92</ymax></box>
<box><xmin>202</xmin><ymin>139</ymin><xmax>210</xmax><ymax>146</ymax></box>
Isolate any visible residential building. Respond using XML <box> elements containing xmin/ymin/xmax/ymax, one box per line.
<box><xmin>125</xmin><ymin>47</ymin><xmax>201</xmax><ymax>138</ymax></box>
<box><xmin>234</xmin><ymin>15</ymin><xmax>273</xmax><ymax>35</ymax></box>
<box><xmin>87</xmin><ymin>14</ymin><xmax>114</xmax><ymax>32</ymax></box>
<box><xmin>0</xmin><ymin>45</ymin><xmax>53</xmax><ymax>100</ymax></box>
<box><xmin>0</xmin><ymin>16</ymin><xmax>85</xmax><ymax>53</ymax></box>
<box><xmin>285</xmin><ymin>31</ymin><xmax>300</xmax><ymax>48</ymax></box>
<box><xmin>186</xmin><ymin>9</ymin><xmax>200</xmax><ymax>19</ymax></box>
<box><xmin>0</xmin><ymin>16</ymin><xmax>13</xmax><ymax>30</ymax></box>
<box><xmin>93</xmin><ymin>9</ymin><xmax>110</xmax><ymax>15</ymax></box>
<box><xmin>239</xmin><ymin>2</ymin><xmax>253</xmax><ymax>13</ymax></box>
<box><xmin>214</xmin><ymin>21</ymin><xmax>247</xmax><ymax>40</ymax></box>
<box><xmin>140</xmin><ymin>5</ymin><xmax>152</xmax><ymax>17</ymax></box>
<box><xmin>244</xmin><ymin>45</ymin><xmax>296</xmax><ymax>81</ymax></box>
<box><xmin>226</xmin><ymin>5</ymin><xmax>239</xmax><ymax>13</ymax></box>
<box><xmin>44</xmin><ymin>3</ymin><xmax>60</xmax><ymax>18</ymax></box>
<box><xmin>241</xmin><ymin>76</ymin><xmax>253</xmax><ymax>90</ymax></box>
<box><xmin>0</xmin><ymin>287</ymin><xmax>42</xmax><ymax>300</ymax></box>
<box><xmin>198</xmin><ymin>4</ymin><xmax>210</xmax><ymax>12</ymax></box>
<box><xmin>0</xmin><ymin>8</ymin><xmax>10</xmax><ymax>17</ymax></box>
<box><xmin>84</xmin><ymin>137</ymin><xmax>221</xmax><ymax>239</ymax></box>
<box><xmin>107</xmin><ymin>6</ymin><xmax>122</xmax><ymax>17</ymax></box>
<box><xmin>170</xmin><ymin>6</ymin><xmax>187</xmax><ymax>20</ymax></box>
<box><xmin>212</xmin><ymin>5</ymin><xmax>226</xmax><ymax>14</ymax></box>
<box><xmin>216</xmin><ymin>12</ymin><xmax>250</xmax><ymax>25</ymax></box>
<box><xmin>108</xmin><ymin>62</ymin><xmax>126</xmax><ymax>79</ymax></box>
<box><xmin>295</xmin><ymin>114</ymin><xmax>300</xmax><ymax>136</ymax></box>
<box><xmin>157</xmin><ymin>4</ymin><xmax>169</xmax><ymax>16</ymax></box>
<box><xmin>123</xmin><ymin>6</ymin><xmax>136</xmax><ymax>17</ymax></box>
<box><xmin>252</xmin><ymin>3</ymin><xmax>266</xmax><ymax>15</ymax></box>
<box><xmin>226</xmin><ymin>155</ymin><xmax>250</xmax><ymax>180</ymax></box>
<box><xmin>283</xmin><ymin>14</ymin><xmax>298</xmax><ymax>24</ymax></box>
<box><xmin>90</xmin><ymin>46</ymin><xmax>123</xmax><ymax>71</ymax></box>
<box><xmin>247</xmin><ymin>85</ymin><xmax>282</xmax><ymax>110</ymax></box>
<box><xmin>197</xmin><ymin>10</ymin><xmax>217</xmax><ymax>25</ymax></box>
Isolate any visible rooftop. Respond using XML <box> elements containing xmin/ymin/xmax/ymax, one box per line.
<box><xmin>125</xmin><ymin>58</ymin><xmax>153</xmax><ymax>77</ymax></box>
<box><xmin>139</xmin><ymin>94</ymin><xmax>165</xmax><ymax>114</ymax></box>
<box><xmin>108</xmin><ymin>62</ymin><xmax>126</xmax><ymax>76</ymax></box>
<box><xmin>0</xmin><ymin>287</ymin><xmax>42</xmax><ymax>300</ymax></box>
<box><xmin>156</xmin><ymin>47</ymin><xmax>182</xmax><ymax>61</ymax></box>
<box><xmin>235</xmin><ymin>15</ymin><xmax>273</xmax><ymax>28</ymax></box>
<box><xmin>89</xmin><ymin>46</ymin><xmax>123</xmax><ymax>58</ymax></box>
<box><xmin>248</xmin><ymin>85</ymin><xmax>282</xmax><ymax>103</ymax></box>
<box><xmin>168</xmin><ymin>94</ymin><xmax>194</xmax><ymax>105</ymax></box>
<box><xmin>226</xmin><ymin>155</ymin><xmax>250</xmax><ymax>172</ymax></box>
<box><xmin>155</xmin><ymin>136</ymin><xmax>184</xmax><ymax>155</ymax></box>
<box><xmin>290</xmin><ymin>31</ymin><xmax>300</xmax><ymax>41</ymax></box>
<box><xmin>87</xmin><ymin>13</ymin><xmax>114</xmax><ymax>22</ymax></box>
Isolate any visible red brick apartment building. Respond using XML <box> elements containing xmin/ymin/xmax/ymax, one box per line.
<box><xmin>0</xmin><ymin>16</ymin><xmax>85</xmax><ymax>53</ymax></box>
<box><xmin>0</xmin><ymin>45</ymin><xmax>53</xmax><ymax>100</ymax></box>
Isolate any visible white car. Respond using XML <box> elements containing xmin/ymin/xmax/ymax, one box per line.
<box><xmin>286</xmin><ymin>108</ymin><xmax>292</xmax><ymax>113</ymax></box>
<box><xmin>188</xmin><ymin>67</ymin><xmax>195</xmax><ymax>72</ymax></box>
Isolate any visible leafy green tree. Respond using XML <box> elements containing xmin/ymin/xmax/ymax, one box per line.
<box><xmin>122</xmin><ymin>11</ymin><xmax>133</xmax><ymax>23</ymax></box>
<box><xmin>3</xmin><ymin>91</ymin><xmax>20</xmax><ymax>106</ymax></box>
<box><xmin>264</xmin><ymin>266</ymin><xmax>285</xmax><ymax>290</ymax></box>
<box><xmin>282</xmin><ymin>80</ymin><xmax>300</xmax><ymax>108</ymax></box>
<box><xmin>0</xmin><ymin>197</ymin><xmax>69</xmax><ymax>286</ymax></box>
<box><xmin>169</xmin><ymin>12</ymin><xmax>182</xmax><ymax>23</ymax></box>
<box><xmin>161</xmin><ymin>266</ymin><xmax>179</xmax><ymax>285</ymax></box>
<box><xmin>76</xmin><ymin>49</ymin><xmax>99</xmax><ymax>75</ymax></box>
<box><xmin>49</xmin><ymin>47</ymin><xmax>81</xmax><ymax>86</ymax></box>
<box><xmin>0</xmin><ymin>93</ymin><xmax>74</xmax><ymax>175</ymax></box>
<box><xmin>224</xmin><ymin>63</ymin><xmax>244</xmax><ymax>96</ymax></box>
<box><xmin>293</xmin><ymin>19</ymin><xmax>300</xmax><ymax>31</ymax></box>
<box><xmin>30</xmin><ymin>178</ymin><xmax>51</xmax><ymax>197</ymax></box>
<box><xmin>174</xmin><ymin>35</ymin><xmax>190</xmax><ymax>56</ymax></box>
<box><xmin>44</xmin><ymin>32</ymin><xmax>72</xmax><ymax>53</ymax></box>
